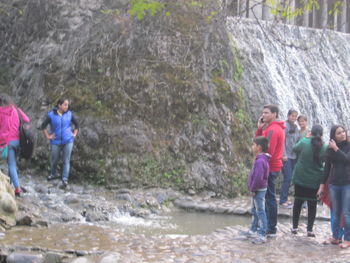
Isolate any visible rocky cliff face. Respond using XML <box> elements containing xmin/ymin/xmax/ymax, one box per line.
<box><xmin>0</xmin><ymin>0</ymin><xmax>253</xmax><ymax>196</ymax></box>
<box><xmin>3</xmin><ymin>0</ymin><xmax>348</xmax><ymax>196</ymax></box>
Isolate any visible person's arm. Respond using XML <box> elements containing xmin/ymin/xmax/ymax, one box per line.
<box><xmin>249</xmin><ymin>159</ymin><xmax>264</xmax><ymax>192</ymax></box>
<box><xmin>292</xmin><ymin>137</ymin><xmax>304</xmax><ymax>154</ymax></box>
<box><xmin>71</xmin><ymin>113</ymin><xmax>79</xmax><ymax>137</ymax></box>
<box><xmin>331</xmin><ymin>142</ymin><xmax>350</xmax><ymax>162</ymax></box>
<box><xmin>317</xmin><ymin>156</ymin><xmax>331</xmax><ymax>199</ymax></box>
<box><xmin>40</xmin><ymin>115</ymin><xmax>55</xmax><ymax>140</ymax></box>
<box><xmin>17</xmin><ymin>108</ymin><xmax>30</xmax><ymax>123</ymax></box>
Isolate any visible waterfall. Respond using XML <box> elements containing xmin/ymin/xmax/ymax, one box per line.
<box><xmin>227</xmin><ymin>17</ymin><xmax>350</xmax><ymax>138</ymax></box>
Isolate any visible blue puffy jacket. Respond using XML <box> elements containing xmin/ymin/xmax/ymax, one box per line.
<box><xmin>41</xmin><ymin>108</ymin><xmax>79</xmax><ymax>145</ymax></box>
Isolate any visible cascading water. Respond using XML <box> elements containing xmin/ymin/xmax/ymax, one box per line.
<box><xmin>227</xmin><ymin>17</ymin><xmax>350</xmax><ymax>137</ymax></box>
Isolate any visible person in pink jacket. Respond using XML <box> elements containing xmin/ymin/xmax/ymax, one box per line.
<box><xmin>0</xmin><ymin>94</ymin><xmax>30</xmax><ymax>196</ymax></box>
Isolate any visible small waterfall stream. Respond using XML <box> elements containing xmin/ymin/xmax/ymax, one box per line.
<box><xmin>227</xmin><ymin>17</ymin><xmax>350</xmax><ymax>136</ymax></box>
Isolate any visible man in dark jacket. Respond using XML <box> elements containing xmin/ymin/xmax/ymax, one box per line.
<box><xmin>255</xmin><ymin>104</ymin><xmax>285</xmax><ymax>236</ymax></box>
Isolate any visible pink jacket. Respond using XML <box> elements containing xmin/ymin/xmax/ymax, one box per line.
<box><xmin>0</xmin><ymin>105</ymin><xmax>30</xmax><ymax>145</ymax></box>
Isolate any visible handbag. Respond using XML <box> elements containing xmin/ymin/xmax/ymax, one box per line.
<box><xmin>16</xmin><ymin>108</ymin><xmax>34</xmax><ymax>159</ymax></box>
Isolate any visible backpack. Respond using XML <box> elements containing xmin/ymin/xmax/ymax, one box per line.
<box><xmin>16</xmin><ymin>108</ymin><xmax>35</xmax><ymax>159</ymax></box>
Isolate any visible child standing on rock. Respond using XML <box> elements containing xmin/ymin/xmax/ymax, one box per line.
<box><xmin>246</xmin><ymin>136</ymin><xmax>271</xmax><ymax>244</ymax></box>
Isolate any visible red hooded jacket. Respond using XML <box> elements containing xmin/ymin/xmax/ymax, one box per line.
<box><xmin>255</xmin><ymin>121</ymin><xmax>285</xmax><ymax>172</ymax></box>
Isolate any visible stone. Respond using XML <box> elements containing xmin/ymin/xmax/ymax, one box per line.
<box><xmin>0</xmin><ymin>170</ymin><xmax>17</xmax><ymax>227</ymax></box>
<box><xmin>6</xmin><ymin>252</ymin><xmax>43</xmax><ymax>263</ymax></box>
<box><xmin>43</xmin><ymin>252</ymin><xmax>65</xmax><ymax>263</ymax></box>
<box><xmin>115</xmin><ymin>193</ymin><xmax>133</xmax><ymax>203</ymax></box>
<box><xmin>70</xmin><ymin>258</ymin><xmax>92</xmax><ymax>263</ymax></box>
<box><xmin>96</xmin><ymin>253</ymin><xmax>120</xmax><ymax>263</ymax></box>
<box><xmin>16</xmin><ymin>215</ymin><xmax>33</xmax><ymax>226</ymax></box>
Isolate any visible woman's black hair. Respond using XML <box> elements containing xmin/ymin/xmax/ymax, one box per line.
<box><xmin>310</xmin><ymin>124</ymin><xmax>324</xmax><ymax>165</ymax></box>
<box><xmin>329</xmin><ymin>125</ymin><xmax>347</xmax><ymax>144</ymax></box>
<box><xmin>56</xmin><ymin>98</ymin><xmax>69</xmax><ymax>108</ymax></box>
<box><xmin>0</xmin><ymin>93</ymin><xmax>15</xmax><ymax>107</ymax></box>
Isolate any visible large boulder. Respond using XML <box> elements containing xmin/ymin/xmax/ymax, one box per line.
<box><xmin>0</xmin><ymin>170</ymin><xmax>17</xmax><ymax>227</ymax></box>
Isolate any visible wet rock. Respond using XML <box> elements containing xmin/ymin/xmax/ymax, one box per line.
<box><xmin>188</xmin><ymin>189</ymin><xmax>196</xmax><ymax>196</ymax></box>
<box><xmin>85</xmin><ymin>211</ymin><xmax>108</xmax><ymax>222</ymax></box>
<box><xmin>16</xmin><ymin>215</ymin><xmax>33</xmax><ymax>226</ymax></box>
<box><xmin>115</xmin><ymin>193</ymin><xmax>133</xmax><ymax>203</ymax></box>
<box><xmin>130</xmin><ymin>208</ymin><xmax>151</xmax><ymax>218</ymax></box>
<box><xmin>0</xmin><ymin>170</ymin><xmax>17</xmax><ymax>227</ymax></box>
<box><xmin>34</xmin><ymin>185</ymin><xmax>47</xmax><ymax>194</ymax></box>
<box><xmin>6</xmin><ymin>252</ymin><xmax>43</xmax><ymax>263</ymax></box>
<box><xmin>43</xmin><ymin>252</ymin><xmax>65</xmax><ymax>263</ymax></box>
<box><xmin>116</xmin><ymin>189</ymin><xmax>131</xmax><ymax>194</ymax></box>
<box><xmin>64</xmin><ymin>195</ymin><xmax>80</xmax><ymax>205</ymax></box>
<box><xmin>97</xmin><ymin>253</ymin><xmax>120</xmax><ymax>263</ymax></box>
<box><xmin>70</xmin><ymin>258</ymin><xmax>92</xmax><ymax>263</ymax></box>
<box><xmin>33</xmin><ymin>221</ymin><xmax>49</xmax><ymax>227</ymax></box>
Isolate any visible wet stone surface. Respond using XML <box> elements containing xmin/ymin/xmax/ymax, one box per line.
<box><xmin>0</xmin><ymin>170</ymin><xmax>348</xmax><ymax>262</ymax></box>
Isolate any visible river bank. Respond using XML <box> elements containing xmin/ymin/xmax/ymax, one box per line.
<box><xmin>1</xmin><ymin>169</ymin><xmax>349</xmax><ymax>263</ymax></box>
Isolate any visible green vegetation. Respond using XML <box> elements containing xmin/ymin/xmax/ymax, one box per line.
<box><xmin>129</xmin><ymin>0</ymin><xmax>166</xmax><ymax>20</ymax></box>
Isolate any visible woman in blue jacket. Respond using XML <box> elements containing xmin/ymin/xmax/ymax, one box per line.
<box><xmin>40</xmin><ymin>98</ymin><xmax>79</xmax><ymax>188</ymax></box>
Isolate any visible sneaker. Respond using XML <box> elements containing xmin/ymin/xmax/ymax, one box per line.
<box><xmin>291</xmin><ymin>228</ymin><xmax>298</xmax><ymax>235</ymax></box>
<box><xmin>60</xmin><ymin>179</ymin><xmax>68</xmax><ymax>189</ymax></box>
<box><xmin>240</xmin><ymin>229</ymin><xmax>258</xmax><ymax>238</ymax></box>
<box><xmin>15</xmin><ymin>187</ymin><xmax>21</xmax><ymax>197</ymax></box>
<box><xmin>280</xmin><ymin>202</ymin><xmax>293</xmax><ymax>209</ymax></box>
<box><xmin>251</xmin><ymin>235</ymin><xmax>267</xmax><ymax>244</ymax></box>
<box><xmin>307</xmin><ymin>231</ymin><xmax>316</xmax><ymax>237</ymax></box>
<box><xmin>47</xmin><ymin>174</ymin><xmax>60</xmax><ymax>181</ymax></box>
<box><xmin>266</xmin><ymin>230</ymin><xmax>277</xmax><ymax>238</ymax></box>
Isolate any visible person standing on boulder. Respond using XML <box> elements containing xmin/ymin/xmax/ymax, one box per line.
<box><xmin>40</xmin><ymin>98</ymin><xmax>79</xmax><ymax>188</ymax></box>
<box><xmin>0</xmin><ymin>93</ymin><xmax>30</xmax><ymax>196</ymax></box>
<box><xmin>256</xmin><ymin>104</ymin><xmax>285</xmax><ymax>236</ymax></box>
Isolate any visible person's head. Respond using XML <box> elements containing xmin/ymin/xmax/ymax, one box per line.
<box><xmin>56</xmin><ymin>98</ymin><xmax>69</xmax><ymax>113</ymax></box>
<box><xmin>297</xmin><ymin>115</ymin><xmax>308</xmax><ymax>130</ymax></box>
<box><xmin>0</xmin><ymin>93</ymin><xmax>15</xmax><ymax>107</ymax></box>
<box><xmin>330</xmin><ymin>125</ymin><xmax>347</xmax><ymax>144</ymax></box>
<box><xmin>252</xmin><ymin>136</ymin><xmax>268</xmax><ymax>155</ymax></box>
<box><xmin>262</xmin><ymin>104</ymin><xmax>279</xmax><ymax>124</ymax></box>
<box><xmin>310</xmin><ymin>125</ymin><xmax>324</xmax><ymax>165</ymax></box>
<box><xmin>287</xmin><ymin>109</ymin><xmax>298</xmax><ymax>123</ymax></box>
<box><xmin>311</xmin><ymin>124</ymin><xmax>323</xmax><ymax>137</ymax></box>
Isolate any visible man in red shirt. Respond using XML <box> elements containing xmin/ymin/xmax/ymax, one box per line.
<box><xmin>256</xmin><ymin>104</ymin><xmax>285</xmax><ymax>236</ymax></box>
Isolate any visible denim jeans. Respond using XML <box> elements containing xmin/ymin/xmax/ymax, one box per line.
<box><xmin>7</xmin><ymin>140</ymin><xmax>20</xmax><ymax>188</ymax></box>
<box><xmin>51</xmin><ymin>142</ymin><xmax>74</xmax><ymax>182</ymax></box>
<box><xmin>250</xmin><ymin>190</ymin><xmax>268</xmax><ymax>236</ymax></box>
<box><xmin>329</xmin><ymin>184</ymin><xmax>350</xmax><ymax>241</ymax></box>
<box><xmin>266</xmin><ymin>171</ymin><xmax>279</xmax><ymax>233</ymax></box>
<box><xmin>330</xmin><ymin>208</ymin><xmax>345</xmax><ymax>239</ymax></box>
<box><xmin>280</xmin><ymin>158</ymin><xmax>296</xmax><ymax>204</ymax></box>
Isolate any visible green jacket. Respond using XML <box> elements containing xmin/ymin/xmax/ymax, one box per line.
<box><xmin>292</xmin><ymin>137</ymin><xmax>328</xmax><ymax>189</ymax></box>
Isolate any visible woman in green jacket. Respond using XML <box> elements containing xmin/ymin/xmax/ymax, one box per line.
<box><xmin>291</xmin><ymin>124</ymin><xmax>327</xmax><ymax>237</ymax></box>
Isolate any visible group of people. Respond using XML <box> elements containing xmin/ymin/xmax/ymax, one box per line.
<box><xmin>246</xmin><ymin>104</ymin><xmax>350</xmax><ymax>249</ymax></box>
<box><xmin>0</xmin><ymin>93</ymin><xmax>79</xmax><ymax>195</ymax></box>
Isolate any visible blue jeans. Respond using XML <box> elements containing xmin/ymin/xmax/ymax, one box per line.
<box><xmin>251</xmin><ymin>190</ymin><xmax>268</xmax><ymax>236</ymax></box>
<box><xmin>330</xmin><ymin>208</ymin><xmax>345</xmax><ymax>239</ymax></box>
<box><xmin>266</xmin><ymin>171</ymin><xmax>279</xmax><ymax>233</ymax></box>
<box><xmin>329</xmin><ymin>184</ymin><xmax>350</xmax><ymax>241</ymax></box>
<box><xmin>51</xmin><ymin>142</ymin><xmax>74</xmax><ymax>182</ymax></box>
<box><xmin>7</xmin><ymin>140</ymin><xmax>20</xmax><ymax>188</ymax></box>
<box><xmin>280</xmin><ymin>158</ymin><xmax>296</xmax><ymax>204</ymax></box>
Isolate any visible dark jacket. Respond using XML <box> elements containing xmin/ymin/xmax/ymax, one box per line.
<box><xmin>323</xmin><ymin>141</ymin><xmax>350</xmax><ymax>186</ymax></box>
<box><xmin>255</xmin><ymin>121</ymin><xmax>285</xmax><ymax>172</ymax></box>
<box><xmin>248</xmin><ymin>153</ymin><xmax>271</xmax><ymax>192</ymax></box>
<box><xmin>40</xmin><ymin>108</ymin><xmax>79</xmax><ymax>145</ymax></box>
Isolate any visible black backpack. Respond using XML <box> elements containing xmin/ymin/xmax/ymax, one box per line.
<box><xmin>16</xmin><ymin>108</ymin><xmax>35</xmax><ymax>159</ymax></box>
